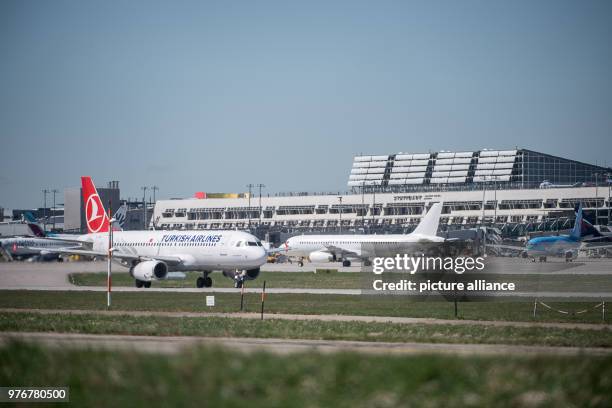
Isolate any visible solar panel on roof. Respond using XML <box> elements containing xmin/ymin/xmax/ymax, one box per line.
<box><xmin>437</xmin><ymin>152</ymin><xmax>455</xmax><ymax>159</ymax></box>
<box><xmin>404</xmin><ymin>178</ymin><xmax>423</xmax><ymax>184</ymax></box>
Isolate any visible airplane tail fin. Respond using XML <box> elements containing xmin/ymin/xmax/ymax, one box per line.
<box><xmin>570</xmin><ymin>203</ymin><xmax>583</xmax><ymax>240</ymax></box>
<box><xmin>23</xmin><ymin>212</ymin><xmax>37</xmax><ymax>224</ymax></box>
<box><xmin>412</xmin><ymin>202</ymin><xmax>443</xmax><ymax>236</ymax></box>
<box><xmin>112</xmin><ymin>204</ymin><xmax>128</xmax><ymax>231</ymax></box>
<box><xmin>23</xmin><ymin>212</ymin><xmax>46</xmax><ymax>237</ymax></box>
<box><xmin>574</xmin><ymin>203</ymin><xmax>603</xmax><ymax>238</ymax></box>
<box><xmin>26</xmin><ymin>221</ymin><xmax>46</xmax><ymax>238</ymax></box>
<box><xmin>81</xmin><ymin>176</ymin><xmax>110</xmax><ymax>233</ymax></box>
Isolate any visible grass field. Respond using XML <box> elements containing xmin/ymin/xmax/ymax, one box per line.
<box><xmin>69</xmin><ymin>270</ymin><xmax>361</xmax><ymax>289</ymax></box>
<box><xmin>0</xmin><ymin>290</ymin><xmax>609</xmax><ymax>324</ymax></box>
<box><xmin>68</xmin><ymin>271</ymin><xmax>612</xmax><ymax>294</ymax></box>
<box><xmin>1</xmin><ymin>341</ymin><xmax>611</xmax><ymax>407</ymax></box>
<box><xmin>1</xmin><ymin>311</ymin><xmax>611</xmax><ymax>347</ymax></box>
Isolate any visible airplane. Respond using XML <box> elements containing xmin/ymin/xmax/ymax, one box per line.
<box><xmin>523</xmin><ymin>204</ymin><xmax>612</xmax><ymax>262</ymax></box>
<box><xmin>0</xmin><ymin>212</ymin><xmax>84</xmax><ymax>261</ymax></box>
<box><xmin>278</xmin><ymin>202</ymin><xmax>444</xmax><ymax>267</ymax></box>
<box><xmin>30</xmin><ymin>177</ymin><xmax>267</xmax><ymax>288</ymax></box>
<box><xmin>0</xmin><ymin>205</ymin><xmax>129</xmax><ymax>261</ymax></box>
<box><xmin>0</xmin><ymin>235</ymin><xmax>82</xmax><ymax>261</ymax></box>
<box><xmin>538</xmin><ymin>180</ymin><xmax>581</xmax><ymax>189</ymax></box>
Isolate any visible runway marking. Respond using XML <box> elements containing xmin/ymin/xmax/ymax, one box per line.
<box><xmin>1</xmin><ymin>308</ymin><xmax>610</xmax><ymax>331</ymax></box>
<box><xmin>2</xmin><ymin>331</ymin><xmax>611</xmax><ymax>356</ymax></box>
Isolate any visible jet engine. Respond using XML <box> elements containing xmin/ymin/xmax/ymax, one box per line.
<box><xmin>131</xmin><ymin>260</ymin><xmax>168</xmax><ymax>281</ymax></box>
<box><xmin>308</xmin><ymin>251</ymin><xmax>334</xmax><ymax>263</ymax></box>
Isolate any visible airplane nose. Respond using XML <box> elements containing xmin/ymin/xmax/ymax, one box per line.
<box><xmin>253</xmin><ymin>247</ymin><xmax>267</xmax><ymax>265</ymax></box>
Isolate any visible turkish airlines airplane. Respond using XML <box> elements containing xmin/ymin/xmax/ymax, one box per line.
<box><xmin>35</xmin><ymin>177</ymin><xmax>267</xmax><ymax>288</ymax></box>
<box><xmin>279</xmin><ymin>202</ymin><xmax>444</xmax><ymax>266</ymax></box>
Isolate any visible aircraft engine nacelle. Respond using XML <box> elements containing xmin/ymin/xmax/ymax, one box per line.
<box><xmin>308</xmin><ymin>251</ymin><xmax>334</xmax><ymax>263</ymax></box>
<box><xmin>131</xmin><ymin>260</ymin><xmax>168</xmax><ymax>282</ymax></box>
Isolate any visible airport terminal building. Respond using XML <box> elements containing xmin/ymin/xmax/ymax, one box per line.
<box><xmin>152</xmin><ymin>149</ymin><xmax>611</xmax><ymax>242</ymax></box>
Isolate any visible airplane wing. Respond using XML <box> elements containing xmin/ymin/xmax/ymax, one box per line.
<box><xmin>323</xmin><ymin>245</ymin><xmax>363</xmax><ymax>259</ymax></box>
<box><xmin>487</xmin><ymin>244</ymin><xmax>525</xmax><ymax>252</ymax></box>
<box><xmin>26</xmin><ymin>247</ymin><xmax>184</xmax><ymax>265</ymax></box>
<box><xmin>35</xmin><ymin>236</ymin><xmax>87</xmax><ymax>245</ymax></box>
<box><xmin>580</xmin><ymin>242</ymin><xmax>612</xmax><ymax>250</ymax></box>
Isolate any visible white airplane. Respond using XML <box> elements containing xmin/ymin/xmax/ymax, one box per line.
<box><xmin>279</xmin><ymin>202</ymin><xmax>444</xmax><ymax>266</ymax></box>
<box><xmin>33</xmin><ymin>176</ymin><xmax>267</xmax><ymax>288</ymax></box>
<box><xmin>0</xmin><ymin>205</ymin><xmax>129</xmax><ymax>261</ymax></box>
<box><xmin>0</xmin><ymin>236</ymin><xmax>81</xmax><ymax>261</ymax></box>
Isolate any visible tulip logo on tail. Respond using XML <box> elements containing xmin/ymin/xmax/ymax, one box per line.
<box><xmin>82</xmin><ymin>176</ymin><xmax>109</xmax><ymax>233</ymax></box>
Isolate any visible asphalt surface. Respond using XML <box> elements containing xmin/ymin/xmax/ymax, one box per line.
<box><xmin>2</xmin><ymin>331</ymin><xmax>611</xmax><ymax>356</ymax></box>
<box><xmin>2</xmin><ymin>259</ymin><xmax>612</xmax><ymax>298</ymax></box>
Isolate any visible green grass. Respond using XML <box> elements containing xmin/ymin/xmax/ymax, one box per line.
<box><xmin>1</xmin><ymin>311</ymin><xmax>611</xmax><ymax>348</ymax></box>
<box><xmin>69</xmin><ymin>271</ymin><xmax>362</xmax><ymax>289</ymax></box>
<box><xmin>0</xmin><ymin>290</ymin><xmax>610</xmax><ymax>325</ymax></box>
<box><xmin>1</xmin><ymin>341</ymin><xmax>611</xmax><ymax>407</ymax></box>
<box><xmin>69</xmin><ymin>271</ymin><xmax>612</xmax><ymax>298</ymax></box>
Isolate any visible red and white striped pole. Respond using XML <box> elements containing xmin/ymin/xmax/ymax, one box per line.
<box><xmin>107</xmin><ymin>202</ymin><xmax>113</xmax><ymax>308</ymax></box>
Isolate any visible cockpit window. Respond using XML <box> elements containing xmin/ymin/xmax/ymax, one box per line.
<box><xmin>235</xmin><ymin>241</ymin><xmax>243</xmax><ymax>247</ymax></box>
<box><xmin>256</xmin><ymin>242</ymin><xmax>263</xmax><ymax>247</ymax></box>
<box><xmin>247</xmin><ymin>241</ymin><xmax>258</xmax><ymax>246</ymax></box>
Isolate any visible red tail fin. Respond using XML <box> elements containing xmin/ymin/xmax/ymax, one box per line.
<box><xmin>81</xmin><ymin>176</ymin><xmax>110</xmax><ymax>233</ymax></box>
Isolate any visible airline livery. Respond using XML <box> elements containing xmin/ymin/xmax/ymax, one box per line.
<box><xmin>33</xmin><ymin>177</ymin><xmax>267</xmax><ymax>288</ymax></box>
<box><xmin>280</xmin><ymin>202</ymin><xmax>444</xmax><ymax>266</ymax></box>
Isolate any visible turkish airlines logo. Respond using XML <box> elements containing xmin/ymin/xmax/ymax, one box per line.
<box><xmin>85</xmin><ymin>194</ymin><xmax>106</xmax><ymax>233</ymax></box>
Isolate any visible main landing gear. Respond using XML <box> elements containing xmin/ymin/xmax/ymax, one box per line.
<box><xmin>134</xmin><ymin>279</ymin><xmax>151</xmax><ymax>288</ymax></box>
<box><xmin>196</xmin><ymin>272</ymin><xmax>213</xmax><ymax>288</ymax></box>
<box><xmin>342</xmin><ymin>259</ymin><xmax>351</xmax><ymax>267</ymax></box>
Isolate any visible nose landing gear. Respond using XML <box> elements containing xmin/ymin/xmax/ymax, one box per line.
<box><xmin>196</xmin><ymin>272</ymin><xmax>213</xmax><ymax>288</ymax></box>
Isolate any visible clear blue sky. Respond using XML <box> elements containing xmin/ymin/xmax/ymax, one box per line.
<box><xmin>1</xmin><ymin>0</ymin><xmax>611</xmax><ymax>209</ymax></box>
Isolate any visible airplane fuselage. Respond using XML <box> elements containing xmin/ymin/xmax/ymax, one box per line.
<box><xmin>82</xmin><ymin>230</ymin><xmax>267</xmax><ymax>271</ymax></box>
<box><xmin>283</xmin><ymin>233</ymin><xmax>445</xmax><ymax>259</ymax></box>
<box><xmin>525</xmin><ymin>235</ymin><xmax>580</xmax><ymax>258</ymax></box>
<box><xmin>0</xmin><ymin>237</ymin><xmax>76</xmax><ymax>258</ymax></box>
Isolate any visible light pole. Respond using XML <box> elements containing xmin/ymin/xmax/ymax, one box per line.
<box><xmin>372</xmin><ymin>189</ymin><xmax>376</xmax><ymax>229</ymax></box>
<box><xmin>51</xmin><ymin>189</ymin><xmax>58</xmax><ymax>231</ymax></box>
<box><xmin>361</xmin><ymin>182</ymin><xmax>365</xmax><ymax>233</ymax></box>
<box><xmin>257</xmin><ymin>184</ymin><xmax>265</xmax><ymax>227</ymax></box>
<box><xmin>150</xmin><ymin>186</ymin><xmax>159</xmax><ymax>204</ymax></box>
<box><xmin>606</xmin><ymin>173</ymin><xmax>610</xmax><ymax>225</ymax></box>
<box><xmin>480</xmin><ymin>178</ymin><xmax>488</xmax><ymax>256</ymax></box>
<box><xmin>42</xmin><ymin>189</ymin><xmax>49</xmax><ymax>232</ymax></box>
<box><xmin>246</xmin><ymin>184</ymin><xmax>254</xmax><ymax>230</ymax></box>
<box><xmin>338</xmin><ymin>196</ymin><xmax>343</xmax><ymax>234</ymax></box>
<box><xmin>141</xmin><ymin>186</ymin><xmax>148</xmax><ymax>229</ymax></box>
<box><xmin>595</xmin><ymin>172</ymin><xmax>600</xmax><ymax>226</ymax></box>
